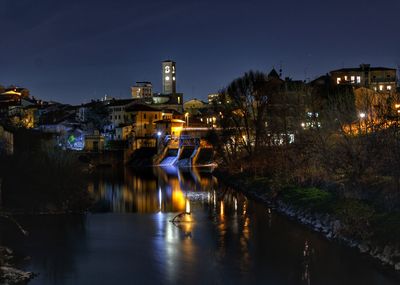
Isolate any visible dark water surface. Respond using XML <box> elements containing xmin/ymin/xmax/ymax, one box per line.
<box><xmin>1</xmin><ymin>167</ymin><xmax>400</xmax><ymax>285</ymax></box>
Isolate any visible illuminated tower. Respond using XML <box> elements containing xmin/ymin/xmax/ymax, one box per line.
<box><xmin>162</xmin><ymin>60</ymin><xmax>176</xmax><ymax>94</ymax></box>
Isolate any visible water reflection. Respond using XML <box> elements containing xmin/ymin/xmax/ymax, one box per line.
<box><xmin>88</xmin><ymin>166</ymin><xmax>217</xmax><ymax>213</ymax></box>
<box><xmin>2</xmin><ymin>166</ymin><xmax>400</xmax><ymax>285</ymax></box>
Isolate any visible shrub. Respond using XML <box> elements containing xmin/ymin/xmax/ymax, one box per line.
<box><xmin>281</xmin><ymin>187</ymin><xmax>335</xmax><ymax>213</ymax></box>
<box><xmin>333</xmin><ymin>199</ymin><xmax>375</xmax><ymax>240</ymax></box>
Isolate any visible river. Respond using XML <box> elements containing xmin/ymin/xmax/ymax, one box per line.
<box><xmin>1</xmin><ymin>166</ymin><xmax>399</xmax><ymax>285</ymax></box>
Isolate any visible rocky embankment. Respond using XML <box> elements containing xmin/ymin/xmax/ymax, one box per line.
<box><xmin>0</xmin><ymin>246</ymin><xmax>34</xmax><ymax>285</ymax></box>
<box><xmin>245</xmin><ymin>189</ymin><xmax>400</xmax><ymax>272</ymax></box>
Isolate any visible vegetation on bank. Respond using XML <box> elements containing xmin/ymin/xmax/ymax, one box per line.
<box><xmin>0</xmin><ymin>131</ymin><xmax>91</xmax><ymax>213</ymax></box>
<box><xmin>210</xmin><ymin>70</ymin><xmax>400</xmax><ymax>249</ymax></box>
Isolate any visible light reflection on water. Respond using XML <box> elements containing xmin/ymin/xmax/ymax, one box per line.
<box><xmin>1</xmin><ymin>166</ymin><xmax>400</xmax><ymax>285</ymax></box>
<box><xmin>88</xmin><ymin>167</ymin><xmax>218</xmax><ymax>213</ymax></box>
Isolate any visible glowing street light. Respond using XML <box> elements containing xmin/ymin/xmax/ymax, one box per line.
<box><xmin>185</xmin><ymin>112</ymin><xmax>189</xmax><ymax>127</ymax></box>
<box><xmin>359</xmin><ymin>112</ymin><xmax>366</xmax><ymax>119</ymax></box>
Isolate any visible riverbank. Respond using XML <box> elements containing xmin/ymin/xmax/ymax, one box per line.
<box><xmin>214</xmin><ymin>169</ymin><xmax>400</xmax><ymax>272</ymax></box>
<box><xmin>0</xmin><ymin>246</ymin><xmax>33</xmax><ymax>285</ymax></box>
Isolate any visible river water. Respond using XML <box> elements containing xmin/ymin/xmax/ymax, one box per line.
<box><xmin>1</xmin><ymin>166</ymin><xmax>400</xmax><ymax>285</ymax></box>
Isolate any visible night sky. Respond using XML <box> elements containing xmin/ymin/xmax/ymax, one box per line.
<box><xmin>1</xmin><ymin>0</ymin><xmax>399</xmax><ymax>104</ymax></box>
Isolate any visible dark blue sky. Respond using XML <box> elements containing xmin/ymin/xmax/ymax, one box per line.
<box><xmin>1</xmin><ymin>0</ymin><xmax>399</xmax><ymax>104</ymax></box>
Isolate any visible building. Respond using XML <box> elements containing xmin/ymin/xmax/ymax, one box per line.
<box><xmin>106</xmin><ymin>99</ymin><xmax>137</xmax><ymax>128</ymax></box>
<box><xmin>151</xmin><ymin>93</ymin><xmax>184</xmax><ymax>113</ymax></box>
<box><xmin>1</xmin><ymin>86</ymin><xmax>30</xmax><ymax>98</ymax></box>
<box><xmin>84</xmin><ymin>130</ymin><xmax>105</xmax><ymax>152</ymax></box>
<box><xmin>162</xmin><ymin>60</ymin><xmax>176</xmax><ymax>94</ymax></box>
<box><xmin>208</xmin><ymin>93</ymin><xmax>220</xmax><ymax>104</ymax></box>
<box><xmin>125</xmin><ymin>104</ymin><xmax>168</xmax><ymax>138</ymax></box>
<box><xmin>154</xmin><ymin>118</ymin><xmax>185</xmax><ymax>138</ymax></box>
<box><xmin>183</xmin><ymin>98</ymin><xmax>208</xmax><ymax>115</ymax></box>
<box><xmin>131</xmin><ymin>82</ymin><xmax>153</xmax><ymax>99</ymax></box>
<box><xmin>330</xmin><ymin>64</ymin><xmax>397</xmax><ymax>93</ymax></box>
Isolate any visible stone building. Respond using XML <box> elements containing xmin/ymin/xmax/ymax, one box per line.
<box><xmin>330</xmin><ymin>64</ymin><xmax>397</xmax><ymax>93</ymax></box>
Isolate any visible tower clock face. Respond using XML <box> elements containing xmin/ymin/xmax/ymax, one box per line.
<box><xmin>165</xmin><ymin>66</ymin><xmax>170</xmax><ymax>73</ymax></box>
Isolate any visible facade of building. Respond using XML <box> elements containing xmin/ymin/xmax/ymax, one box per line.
<box><xmin>131</xmin><ymin>82</ymin><xmax>153</xmax><ymax>99</ymax></box>
<box><xmin>162</xmin><ymin>60</ymin><xmax>176</xmax><ymax>94</ymax></box>
<box><xmin>154</xmin><ymin>119</ymin><xmax>185</xmax><ymax>138</ymax></box>
<box><xmin>84</xmin><ymin>130</ymin><xmax>105</xmax><ymax>152</ymax></box>
<box><xmin>183</xmin><ymin>99</ymin><xmax>208</xmax><ymax>115</ymax></box>
<box><xmin>151</xmin><ymin>93</ymin><xmax>184</xmax><ymax>113</ymax></box>
<box><xmin>207</xmin><ymin>93</ymin><xmax>220</xmax><ymax>104</ymax></box>
<box><xmin>125</xmin><ymin>104</ymin><xmax>166</xmax><ymax>138</ymax></box>
<box><xmin>330</xmin><ymin>64</ymin><xmax>397</xmax><ymax>92</ymax></box>
<box><xmin>106</xmin><ymin>99</ymin><xmax>137</xmax><ymax>128</ymax></box>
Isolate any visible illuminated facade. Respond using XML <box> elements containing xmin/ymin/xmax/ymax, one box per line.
<box><xmin>162</xmin><ymin>60</ymin><xmax>176</xmax><ymax>94</ymax></box>
<box><xmin>125</xmin><ymin>104</ymin><xmax>172</xmax><ymax>137</ymax></box>
<box><xmin>131</xmin><ymin>82</ymin><xmax>153</xmax><ymax>99</ymax></box>
<box><xmin>183</xmin><ymin>99</ymin><xmax>207</xmax><ymax>115</ymax></box>
<box><xmin>331</xmin><ymin>64</ymin><xmax>397</xmax><ymax>93</ymax></box>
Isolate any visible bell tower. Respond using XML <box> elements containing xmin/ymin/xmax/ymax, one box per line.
<box><xmin>162</xmin><ymin>60</ymin><xmax>176</xmax><ymax>94</ymax></box>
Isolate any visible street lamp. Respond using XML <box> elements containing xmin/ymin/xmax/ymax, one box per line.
<box><xmin>185</xmin><ymin>112</ymin><xmax>189</xmax><ymax>127</ymax></box>
<box><xmin>358</xmin><ymin>112</ymin><xmax>366</xmax><ymax>134</ymax></box>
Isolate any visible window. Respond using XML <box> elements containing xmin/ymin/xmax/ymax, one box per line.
<box><xmin>144</xmin><ymin>124</ymin><xmax>147</xmax><ymax>129</ymax></box>
<box><xmin>144</xmin><ymin>113</ymin><xmax>146</xmax><ymax>119</ymax></box>
<box><xmin>344</xmin><ymin>76</ymin><xmax>348</xmax><ymax>81</ymax></box>
<box><xmin>351</xmin><ymin>76</ymin><xmax>355</xmax><ymax>82</ymax></box>
<box><xmin>118</xmin><ymin>115</ymin><xmax>121</xmax><ymax>119</ymax></box>
<box><xmin>165</xmin><ymin>76</ymin><xmax>170</xmax><ymax>81</ymax></box>
<box><xmin>155</xmin><ymin>114</ymin><xmax>157</xmax><ymax>119</ymax></box>
<box><xmin>337</xmin><ymin>77</ymin><xmax>341</xmax><ymax>84</ymax></box>
<box><xmin>356</xmin><ymin>76</ymin><xmax>361</xmax><ymax>83</ymax></box>
<box><xmin>387</xmin><ymin>85</ymin><xmax>392</xmax><ymax>91</ymax></box>
<box><xmin>379</xmin><ymin>85</ymin><xmax>384</xmax><ymax>91</ymax></box>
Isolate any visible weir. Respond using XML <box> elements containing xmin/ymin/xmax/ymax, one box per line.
<box><xmin>156</xmin><ymin>134</ymin><xmax>212</xmax><ymax>167</ymax></box>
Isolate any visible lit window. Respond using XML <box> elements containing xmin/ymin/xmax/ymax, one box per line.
<box><xmin>356</xmin><ymin>76</ymin><xmax>361</xmax><ymax>83</ymax></box>
<box><xmin>379</xmin><ymin>85</ymin><xmax>384</xmax><ymax>91</ymax></box>
<box><xmin>337</xmin><ymin>77</ymin><xmax>341</xmax><ymax>84</ymax></box>
<box><xmin>351</xmin><ymin>76</ymin><xmax>355</xmax><ymax>82</ymax></box>
<box><xmin>344</xmin><ymin>76</ymin><xmax>348</xmax><ymax>81</ymax></box>
<box><xmin>387</xmin><ymin>86</ymin><xmax>392</xmax><ymax>90</ymax></box>
<box><xmin>165</xmin><ymin>76</ymin><xmax>170</xmax><ymax>81</ymax></box>
<box><xmin>172</xmin><ymin>76</ymin><xmax>176</xmax><ymax>81</ymax></box>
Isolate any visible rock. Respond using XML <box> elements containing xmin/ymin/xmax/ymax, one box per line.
<box><xmin>0</xmin><ymin>266</ymin><xmax>34</xmax><ymax>284</ymax></box>
<box><xmin>332</xmin><ymin>220</ymin><xmax>341</xmax><ymax>235</ymax></box>
<box><xmin>395</xmin><ymin>262</ymin><xmax>400</xmax><ymax>271</ymax></box>
<box><xmin>359</xmin><ymin>243</ymin><xmax>370</xmax><ymax>253</ymax></box>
